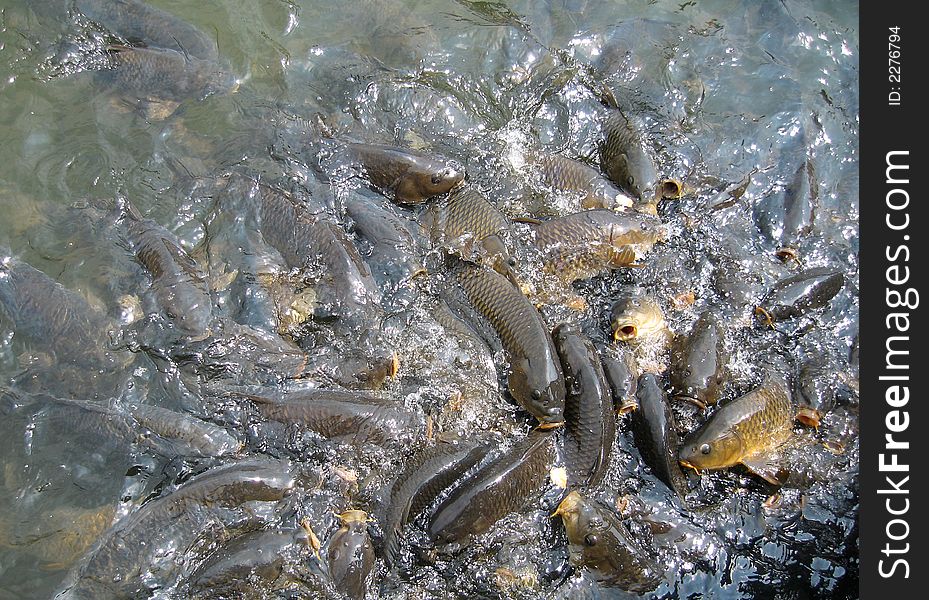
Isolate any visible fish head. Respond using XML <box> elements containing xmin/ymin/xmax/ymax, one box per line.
<box><xmin>395</xmin><ymin>160</ymin><xmax>465</xmax><ymax>204</ymax></box>
<box><xmin>679</xmin><ymin>426</ymin><xmax>745</xmax><ymax>471</ymax></box>
<box><xmin>509</xmin><ymin>357</ymin><xmax>565</xmax><ymax>424</ymax></box>
<box><xmin>427</xmin><ymin>162</ymin><xmax>466</xmax><ymax>195</ymax></box>
<box><xmin>555</xmin><ymin>491</ymin><xmax>612</xmax><ymax>562</ymax></box>
<box><xmin>610</xmin><ymin>293</ymin><xmax>665</xmax><ymax>342</ymax></box>
<box><xmin>622</xmin><ymin>149</ymin><xmax>659</xmax><ymax>201</ymax></box>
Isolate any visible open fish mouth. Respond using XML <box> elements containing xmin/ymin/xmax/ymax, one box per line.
<box><xmin>658</xmin><ymin>179</ymin><xmax>683</xmax><ymax>199</ymax></box>
<box><xmin>673</xmin><ymin>394</ymin><xmax>707</xmax><ymax>410</ymax></box>
<box><xmin>613</xmin><ymin>322</ymin><xmax>638</xmax><ymax>341</ymax></box>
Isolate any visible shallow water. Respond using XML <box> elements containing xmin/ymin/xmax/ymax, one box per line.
<box><xmin>0</xmin><ymin>1</ymin><xmax>857</xmax><ymax>598</ymax></box>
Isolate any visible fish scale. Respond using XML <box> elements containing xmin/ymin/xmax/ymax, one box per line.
<box><xmin>0</xmin><ymin>257</ymin><xmax>119</xmax><ymax>370</ymax></box>
<box><xmin>536</xmin><ymin>153</ymin><xmax>636</xmax><ymax>211</ymax></box>
<box><xmin>679</xmin><ymin>376</ymin><xmax>794</xmax><ymax>482</ymax></box>
<box><xmin>242</xmin><ymin>389</ymin><xmax>414</xmax><ymax>445</ymax></box>
<box><xmin>599</xmin><ymin>109</ymin><xmax>658</xmax><ymax>200</ymax></box>
<box><xmin>553</xmin><ymin>324</ymin><xmax>615</xmax><ymax>490</ymax></box>
<box><xmin>452</xmin><ymin>259</ymin><xmax>565</xmax><ymax>423</ymax></box>
<box><xmin>427</xmin><ymin>430</ymin><xmax>555</xmax><ymax>546</ymax></box>
<box><xmin>533</xmin><ymin>209</ymin><xmax>661</xmax><ymax>282</ymax></box>
<box><xmin>381</xmin><ymin>440</ymin><xmax>486</xmax><ymax>567</ymax></box>
<box><xmin>123</xmin><ymin>207</ymin><xmax>213</xmax><ymax>336</ymax></box>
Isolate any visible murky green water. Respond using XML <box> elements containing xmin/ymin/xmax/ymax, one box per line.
<box><xmin>1</xmin><ymin>1</ymin><xmax>857</xmax><ymax>598</ymax></box>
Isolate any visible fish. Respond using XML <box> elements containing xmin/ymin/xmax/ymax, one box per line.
<box><xmin>0</xmin><ymin>505</ymin><xmax>116</xmax><ymax>570</ymax></box>
<box><xmin>345</xmin><ymin>192</ymin><xmax>426</xmax><ymax>282</ymax></box>
<box><xmin>241</xmin><ymin>389</ymin><xmax>415</xmax><ymax>446</ymax></box>
<box><xmin>428</xmin><ymin>429</ymin><xmax>555</xmax><ymax>548</ymax></box>
<box><xmin>754</xmin><ymin>159</ymin><xmax>817</xmax><ymax>250</ymax></box>
<box><xmin>381</xmin><ymin>439</ymin><xmax>487</xmax><ymax>567</ymax></box>
<box><xmin>533</xmin><ymin>210</ymin><xmax>661</xmax><ymax>283</ymax></box>
<box><xmin>630</xmin><ymin>374</ymin><xmax>690</xmax><ymax>497</ymax></box>
<box><xmin>599</xmin><ymin>109</ymin><xmax>658</xmax><ymax>200</ymax></box>
<box><xmin>669</xmin><ymin>312</ymin><xmax>727</xmax><ymax>409</ymax></box>
<box><xmin>126</xmin><ymin>402</ymin><xmax>242</xmax><ymax>458</ymax></box>
<box><xmin>553</xmin><ymin>490</ymin><xmax>662</xmax><ymax>593</ymax></box>
<box><xmin>609</xmin><ymin>289</ymin><xmax>667</xmax><ymax>343</ymax></box>
<box><xmin>165</xmin><ymin>319</ymin><xmax>309</xmax><ymax>386</ymax></box>
<box><xmin>120</xmin><ymin>203</ymin><xmax>213</xmax><ymax>337</ymax></box>
<box><xmin>450</xmin><ymin>259</ymin><xmax>566</xmax><ymax>423</ymax></box>
<box><xmin>254</xmin><ymin>182</ymin><xmax>383</xmax><ymax>334</ymax></box>
<box><xmin>37</xmin><ymin>393</ymin><xmax>240</xmax><ymax>459</ymax></box>
<box><xmin>598</xmin><ymin>345</ymin><xmax>638</xmax><ymax>414</ymax></box>
<box><xmin>679</xmin><ymin>375</ymin><xmax>794</xmax><ymax>484</ymax></box>
<box><xmin>758</xmin><ymin>267</ymin><xmax>844</xmax><ymax>322</ymax></box>
<box><xmin>794</xmin><ymin>334</ymin><xmax>839</xmax><ymax>428</ymax></box>
<box><xmin>98</xmin><ymin>45</ymin><xmax>235</xmax><ymax>116</ymax></box>
<box><xmin>327</xmin><ymin>510</ymin><xmax>375</xmax><ymax>600</ymax></box>
<box><xmin>0</xmin><ymin>255</ymin><xmax>121</xmax><ymax>371</ymax></box>
<box><xmin>420</xmin><ymin>185</ymin><xmax>514</xmax><ymax>276</ymax></box>
<box><xmin>57</xmin><ymin>458</ymin><xmax>295</xmax><ymax>599</ymax></box>
<box><xmin>187</xmin><ymin>529</ymin><xmax>295</xmax><ymax>595</ymax></box>
<box><xmin>347</xmin><ymin>143</ymin><xmax>465</xmax><ymax>205</ymax></box>
<box><xmin>532</xmin><ymin>152</ymin><xmax>636</xmax><ymax>211</ymax></box>
<box><xmin>553</xmin><ymin>324</ymin><xmax>616</xmax><ymax>490</ymax></box>
<box><xmin>76</xmin><ymin>0</ymin><xmax>220</xmax><ymax>60</ymax></box>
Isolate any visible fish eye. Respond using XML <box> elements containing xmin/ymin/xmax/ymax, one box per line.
<box><xmin>532</xmin><ymin>389</ymin><xmax>542</xmax><ymax>401</ymax></box>
<box><xmin>431</xmin><ymin>172</ymin><xmax>445</xmax><ymax>185</ymax></box>
<box><xmin>627</xmin><ymin>175</ymin><xmax>636</xmax><ymax>188</ymax></box>
<box><xmin>584</xmin><ymin>534</ymin><xmax>598</xmax><ymax>547</ymax></box>
<box><xmin>700</xmin><ymin>443</ymin><xmax>712</xmax><ymax>455</ymax></box>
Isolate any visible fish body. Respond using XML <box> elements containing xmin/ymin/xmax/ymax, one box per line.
<box><xmin>345</xmin><ymin>192</ymin><xmax>425</xmax><ymax>282</ymax></box>
<box><xmin>554</xmin><ymin>490</ymin><xmax>661</xmax><ymax>592</ymax></box>
<box><xmin>553</xmin><ymin>324</ymin><xmax>615</xmax><ymax>490</ymax></box>
<box><xmin>755</xmin><ymin>159</ymin><xmax>817</xmax><ymax>247</ymax></box>
<box><xmin>599</xmin><ymin>110</ymin><xmax>658</xmax><ymax>200</ymax></box>
<box><xmin>188</xmin><ymin>530</ymin><xmax>294</xmax><ymax>595</ymax></box>
<box><xmin>0</xmin><ymin>257</ymin><xmax>119</xmax><ymax>371</ymax></box>
<box><xmin>428</xmin><ymin>430</ymin><xmax>555</xmax><ymax>547</ymax></box>
<box><xmin>255</xmin><ymin>183</ymin><xmax>382</xmax><ymax>331</ymax></box>
<box><xmin>127</xmin><ymin>403</ymin><xmax>241</xmax><ymax>458</ymax></box>
<box><xmin>100</xmin><ymin>45</ymin><xmax>234</xmax><ymax>106</ymax></box>
<box><xmin>452</xmin><ymin>260</ymin><xmax>565</xmax><ymax>423</ymax></box>
<box><xmin>760</xmin><ymin>267</ymin><xmax>844</xmax><ymax>321</ymax></box>
<box><xmin>421</xmin><ymin>185</ymin><xmax>513</xmax><ymax>275</ymax></box>
<box><xmin>77</xmin><ymin>0</ymin><xmax>219</xmax><ymax>60</ymax></box>
<box><xmin>122</xmin><ymin>206</ymin><xmax>213</xmax><ymax>337</ymax></box>
<box><xmin>669</xmin><ymin>312</ymin><xmax>727</xmax><ymax>408</ymax></box>
<box><xmin>327</xmin><ymin>511</ymin><xmax>375</xmax><ymax>600</ymax></box>
<box><xmin>58</xmin><ymin>458</ymin><xmax>294</xmax><ymax>599</ymax></box>
<box><xmin>679</xmin><ymin>376</ymin><xmax>794</xmax><ymax>483</ymax></box>
<box><xmin>598</xmin><ymin>345</ymin><xmax>638</xmax><ymax>414</ymax></box>
<box><xmin>382</xmin><ymin>440</ymin><xmax>486</xmax><ymax>566</ymax></box>
<box><xmin>348</xmin><ymin>143</ymin><xmax>464</xmax><ymax>205</ymax></box>
<box><xmin>244</xmin><ymin>389</ymin><xmax>413</xmax><ymax>445</ymax></box>
<box><xmin>534</xmin><ymin>210</ymin><xmax>661</xmax><ymax>282</ymax></box>
<box><xmin>534</xmin><ymin>153</ymin><xmax>636</xmax><ymax>211</ymax></box>
<box><xmin>630</xmin><ymin>374</ymin><xmax>689</xmax><ymax>497</ymax></box>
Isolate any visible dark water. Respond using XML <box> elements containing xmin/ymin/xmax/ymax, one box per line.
<box><xmin>0</xmin><ymin>1</ymin><xmax>858</xmax><ymax>598</ymax></box>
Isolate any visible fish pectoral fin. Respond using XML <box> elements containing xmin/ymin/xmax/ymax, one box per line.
<box><xmin>740</xmin><ymin>452</ymin><xmax>788</xmax><ymax>485</ymax></box>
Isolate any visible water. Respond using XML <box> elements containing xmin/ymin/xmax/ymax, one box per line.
<box><xmin>0</xmin><ymin>1</ymin><xmax>858</xmax><ymax>598</ymax></box>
